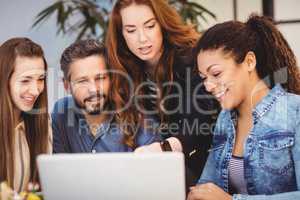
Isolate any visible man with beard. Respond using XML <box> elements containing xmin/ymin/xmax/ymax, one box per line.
<box><xmin>51</xmin><ymin>39</ymin><xmax>161</xmax><ymax>153</ymax></box>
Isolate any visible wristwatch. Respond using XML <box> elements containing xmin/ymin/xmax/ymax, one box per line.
<box><xmin>160</xmin><ymin>140</ymin><xmax>173</xmax><ymax>151</ymax></box>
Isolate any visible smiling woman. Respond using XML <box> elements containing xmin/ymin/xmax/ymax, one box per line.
<box><xmin>188</xmin><ymin>15</ymin><xmax>300</xmax><ymax>200</ymax></box>
<box><xmin>9</xmin><ymin>56</ymin><xmax>46</xmax><ymax>114</ymax></box>
<box><xmin>0</xmin><ymin>38</ymin><xmax>52</xmax><ymax>196</ymax></box>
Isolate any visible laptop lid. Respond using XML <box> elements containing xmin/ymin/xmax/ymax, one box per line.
<box><xmin>38</xmin><ymin>153</ymin><xmax>185</xmax><ymax>200</ymax></box>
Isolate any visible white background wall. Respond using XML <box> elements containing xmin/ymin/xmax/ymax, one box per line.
<box><xmin>1</xmin><ymin>0</ymin><xmax>299</xmax><ymax>109</ymax></box>
<box><xmin>275</xmin><ymin>0</ymin><xmax>300</xmax><ymax>60</ymax></box>
<box><xmin>0</xmin><ymin>0</ymin><xmax>74</xmax><ymax>110</ymax></box>
<box><xmin>195</xmin><ymin>0</ymin><xmax>300</xmax><ymax>60</ymax></box>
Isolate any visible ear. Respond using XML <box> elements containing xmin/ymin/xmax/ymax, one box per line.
<box><xmin>63</xmin><ymin>78</ymin><xmax>70</xmax><ymax>92</ymax></box>
<box><xmin>243</xmin><ymin>51</ymin><xmax>257</xmax><ymax>72</ymax></box>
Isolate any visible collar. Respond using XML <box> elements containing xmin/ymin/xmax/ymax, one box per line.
<box><xmin>252</xmin><ymin>84</ymin><xmax>285</xmax><ymax>124</ymax></box>
<box><xmin>229</xmin><ymin>84</ymin><xmax>286</xmax><ymax>125</ymax></box>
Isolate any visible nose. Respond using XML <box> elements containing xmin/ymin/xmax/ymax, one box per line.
<box><xmin>29</xmin><ymin>82</ymin><xmax>42</xmax><ymax>96</ymax></box>
<box><xmin>204</xmin><ymin>79</ymin><xmax>217</xmax><ymax>93</ymax></box>
<box><xmin>138</xmin><ymin>29</ymin><xmax>148</xmax><ymax>43</ymax></box>
<box><xmin>87</xmin><ymin>80</ymin><xmax>100</xmax><ymax>93</ymax></box>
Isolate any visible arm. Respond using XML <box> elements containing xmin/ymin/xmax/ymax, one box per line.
<box><xmin>232</xmin><ymin>192</ymin><xmax>300</xmax><ymax>200</ymax></box>
<box><xmin>196</xmin><ymin>110</ymin><xmax>225</xmax><ymax>185</ymax></box>
<box><xmin>134</xmin><ymin>116</ymin><xmax>182</xmax><ymax>151</ymax></box>
<box><xmin>51</xmin><ymin>103</ymin><xmax>71</xmax><ymax>153</ymax></box>
<box><xmin>51</xmin><ymin>112</ymin><xmax>65</xmax><ymax>153</ymax></box>
<box><xmin>197</xmin><ymin>148</ymin><xmax>218</xmax><ymax>185</ymax></box>
<box><xmin>172</xmin><ymin>73</ymin><xmax>219</xmax><ymax>161</ymax></box>
<box><xmin>135</xmin><ymin>126</ymin><xmax>162</xmax><ymax>147</ymax></box>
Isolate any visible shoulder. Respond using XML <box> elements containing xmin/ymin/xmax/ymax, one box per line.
<box><xmin>286</xmin><ymin>93</ymin><xmax>300</xmax><ymax>126</ymax></box>
<box><xmin>286</xmin><ymin>92</ymin><xmax>300</xmax><ymax>111</ymax></box>
<box><xmin>51</xmin><ymin>96</ymin><xmax>76</xmax><ymax>125</ymax></box>
<box><xmin>275</xmin><ymin>92</ymin><xmax>300</xmax><ymax>124</ymax></box>
<box><xmin>52</xmin><ymin>96</ymin><xmax>74</xmax><ymax>114</ymax></box>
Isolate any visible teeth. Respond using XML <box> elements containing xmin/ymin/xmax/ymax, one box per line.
<box><xmin>23</xmin><ymin>97</ymin><xmax>34</xmax><ymax>101</ymax></box>
<box><xmin>89</xmin><ymin>98</ymin><xmax>101</xmax><ymax>102</ymax></box>
<box><xmin>215</xmin><ymin>90</ymin><xmax>226</xmax><ymax>98</ymax></box>
<box><xmin>141</xmin><ymin>46</ymin><xmax>151</xmax><ymax>49</ymax></box>
<box><xmin>139</xmin><ymin>46</ymin><xmax>151</xmax><ymax>54</ymax></box>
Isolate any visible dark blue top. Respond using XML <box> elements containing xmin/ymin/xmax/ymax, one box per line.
<box><xmin>51</xmin><ymin>96</ymin><xmax>161</xmax><ymax>153</ymax></box>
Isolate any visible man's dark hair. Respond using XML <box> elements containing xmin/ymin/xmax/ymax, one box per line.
<box><xmin>60</xmin><ymin>39</ymin><xmax>107</xmax><ymax>80</ymax></box>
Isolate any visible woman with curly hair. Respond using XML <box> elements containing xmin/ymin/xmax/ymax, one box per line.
<box><xmin>188</xmin><ymin>15</ymin><xmax>300</xmax><ymax>200</ymax></box>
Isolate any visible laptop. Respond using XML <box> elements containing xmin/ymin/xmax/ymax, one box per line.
<box><xmin>37</xmin><ymin>153</ymin><xmax>185</xmax><ymax>200</ymax></box>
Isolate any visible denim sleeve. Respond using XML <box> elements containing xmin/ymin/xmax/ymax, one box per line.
<box><xmin>197</xmin><ymin>150</ymin><xmax>218</xmax><ymax>185</ymax></box>
<box><xmin>136</xmin><ymin>125</ymin><xmax>162</xmax><ymax>146</ymax></box>
<box><xmin>232</xmin><ymin>111</ymin><xmax>300</xmax><ymax>200</ymax></box>
<box><xmin>197</xmin><ymin>112</ymin><xmax>224</xmax><ymax>185</ymax></box>
<box><xmin>135</xmin><ymin>117</ymin><xmax>163</xmax><ymax>146</ymax></box>
<box><xmin>233</xmin><ymin>191</ymin><xmax>300</xmax><ymax>200</ymax></box>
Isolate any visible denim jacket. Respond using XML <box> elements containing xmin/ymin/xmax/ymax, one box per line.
<box><xmin>198</xmin><ymin>84</ymin><xmax>300</xmax><ymax>200</ymax></box>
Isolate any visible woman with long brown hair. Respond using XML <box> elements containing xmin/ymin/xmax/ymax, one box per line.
<box><xmin>106</xmin><ymin>0</ymin><xmax>218</xmax><ymax>190</ymax></box>
<box><xmin>0</xmin><ymin>38</ymin><xmax>52</xmax><ymax>196</ymax></box>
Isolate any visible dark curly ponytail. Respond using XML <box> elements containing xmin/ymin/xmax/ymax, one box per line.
<box><xmin>195</xmin><ymin>14</ymin><xmax>300</xmax><ymax>94</ymax></box>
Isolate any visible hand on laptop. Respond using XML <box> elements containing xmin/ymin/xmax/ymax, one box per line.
<box><xmin>134</xmin><ymin>137</ymin><xmax>182</xmax><ymax>153</ymax></box>
<box><xmin>187</xmin><ymin>183</ymin><xmax>232</xmax><ymax>200</ymax></box>
<box><xmin>166</xmin><ymin>137</ymin><xmax>182</xmax><ymax>152</ymax></box>
<box><xmin>134</xmin><ymin>142</ymin><xmax>162</xmax><ymax>153</ymax></box>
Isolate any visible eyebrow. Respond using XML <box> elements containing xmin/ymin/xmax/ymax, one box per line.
<box><xmin>21</xmin><ymin>74</ymin><xmax>46</xmax><ymax>79</ymax></box>
<box><xmin>123</xmin><ymin>18</ymin><xmax>156</xmax><ymax>28</ymax></box>
<box><xmin>73</xmin><ymin>76</ymin><xmax>88</xmax><ymax>81</ymax></box>
<box><xmin>73</xmin><ymin>73</ymin><xmax>107</xmax><ymax>80</ymax></box>
<box><xmin>206</xmin><ymin>64</ymin><xmax>220</xmax><ymax>73</ymax></box>
<box><xmin>22</xmin><ymin>76</ymin><xmax>33</xmax><ymax>79</ymax></box>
